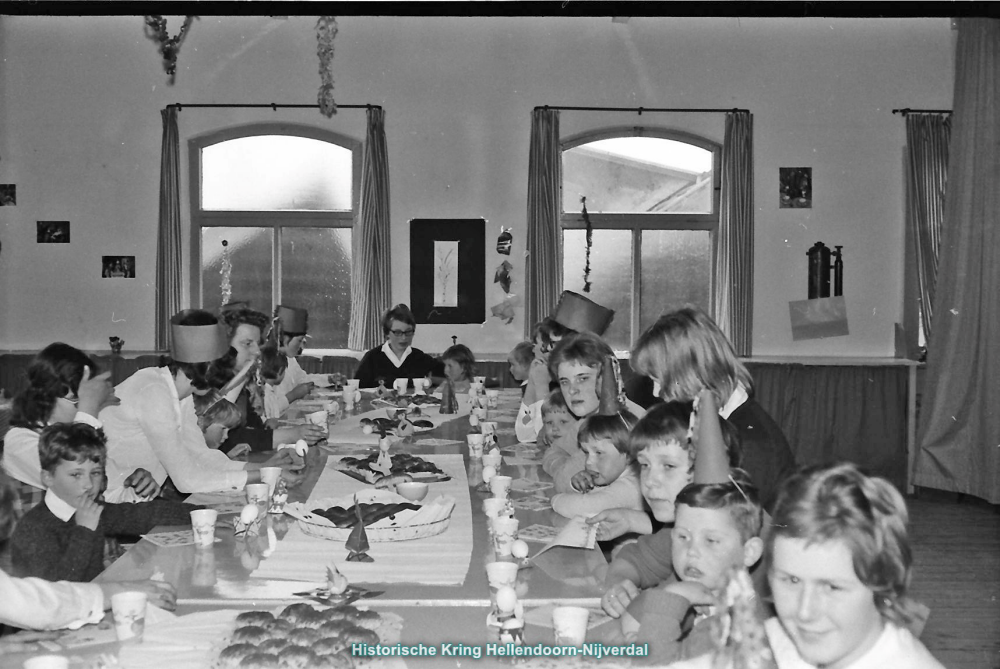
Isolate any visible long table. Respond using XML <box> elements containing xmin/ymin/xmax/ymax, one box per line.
<box><xmin>4</xmin><ymin>389</ymin><xmax>620</xmax><ymax>668</ymax></box>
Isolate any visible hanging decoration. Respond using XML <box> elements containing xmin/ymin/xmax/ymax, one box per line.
<box><xmin>220</xmin><ymin>240</ymin><xmax>233</xmax><ymax>306</ymax></box>
<box><xmin>493</xmin><ymin>260</ymin><xmax>513</xmax><ymax>294</ymax></box>
<box><xmin>489</xmin><ymin>224</ymin><xmax>518</xmax><ymax>325</ymax></box>
<box><xmin>143</xmin><ymin>15</ymin><xmax>197</xmax><ymax>85</ymax></box>
<box><xmin>496</xmin><ymin>227</ymin><xmax>513</xmax><ymax>255</ymax></box>
<box><xmin>316</xmin><ymin>17</ymin><xmax>339</xmax><ymax>118</ymax></box>
<box><xmin>581</xmin><ymin>196</ymin><xmax>593</xmax><ymax>293</ymax></box>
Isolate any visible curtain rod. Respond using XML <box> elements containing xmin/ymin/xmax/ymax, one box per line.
<box><xmin>167</xmin><ymin>103</ymin><xmax>381</xmax><ymax>111</ymax></box>
<box><xmin>534</xmin><ymin>105</ymin><xmax>748</xmax><ymax>114</ymax></box>
<box><xmin>892</xmin><ymin>108</ymin><xmax>952</xmax><ymax>115</ymax></box>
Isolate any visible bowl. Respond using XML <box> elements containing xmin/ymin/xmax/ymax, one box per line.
<box><xmin>395</xmin><ymin>481</ymin><xmax>429</xmax><ymax>502</ymax></box>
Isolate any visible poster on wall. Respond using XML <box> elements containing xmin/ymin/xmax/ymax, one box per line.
<box><xmin>0</xmin><ymin>185</ymin><xmax>15</xmax><ymax>206</ymax></box>
<box><xmin>779</xmin><ymin>167</ymin><xmax>812</xmax><ymax>208</ymax></box>
<box><xmin>37</xmin><ymin>221</ymin><xmax>70</xmax><ymax>243</ymax></box>
<box><xmin>410</xmin><ymin>219</ymin><xmax>485</xmax><ymax>324</ymax></box>
<box><xmin>102</xmin><ymin>255</ymin><xmax>136</xmax><ymax>278</ymax></box>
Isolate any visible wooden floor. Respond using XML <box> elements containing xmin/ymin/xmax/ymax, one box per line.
<box><xmin>908</xmin><ymin>488</ymin><xmax>1000</xmax><ymax>669</ymax></box>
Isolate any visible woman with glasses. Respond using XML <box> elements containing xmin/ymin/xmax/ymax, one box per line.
<box><xmin>353</xmin><ymin>304</ymin><xmax>444</xmax><ymax>390</ymax></box>
<box><xmin>2</xmin><ymin>343</ymin><xmax>158</xmax><ymax>516</ymax></box>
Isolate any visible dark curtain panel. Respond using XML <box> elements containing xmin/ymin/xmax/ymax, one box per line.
<box><xmin>915</xmin><ymin>18</ymin><xmax>1000</xmax><ymax>503</ymax></box>
<box><xmin>524</xmin><ymin>108</ymin><xmax>562</xmax><ymax>338</ymax></box>
<box><xmin>348</xmin><ymin>107</ymin><xmax>392</xmax><ymax>351</ymax></box>
<box><xmin>155</xmin><ymin>107</ymin><xmax>182</xmax><ymax>351</ymax></box>
<box><xmin>749</xmin><ymin>363</ymin><xmax>908</xmax><ymax>490</ymax></box>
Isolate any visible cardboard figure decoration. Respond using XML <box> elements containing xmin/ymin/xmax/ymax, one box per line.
<box><xmin>494</xmin><ymin>260</ymin><xmax>513</xmax><ymax>294</ymax></box>
<box><xmin>496</xmin><ymin>227</ymin><xmax>513</xmax><ymax>255</ymax></box>
<box><xmin>345</xmin><ymin>496</ymin><xmax>373</xmax><ymax>562</ymax></box>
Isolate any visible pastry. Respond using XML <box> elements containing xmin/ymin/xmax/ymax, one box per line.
<box><xmin>218</xmin><ymin>643</ymin><xmax>258</xmax><ymax>669</ymax></box>
<box><xmin>324</xmin><ymin>651</ymin><xmax>355</xmax><ymax>669</ymax></box>
<box><xmin>337</xmin><ymin>452</ymin><xmax>448</xmax><ymax>484</ymax></box>
<box><xmin>277</xmin><ymin>646</ymin><xmax>321</xmax><ymax>669</ymax></box>
<box><xmin>287</xmin><ymin>628</ymin><xmax>322</xmax><ymax>646</ymax></box>
<box><xmin>238</xmin><ymin>653</ymin><xmax>281</xmax><ymax>669</ymax></box>
<box><xmin>236</xmin><ymin>611</ymin><xmax>276</xmax><ymax>627</ymax></box>
<box><xmin>266</xmin><ymin>619</ymin><xmax>294</xmax><ymax>638</ymax></box>
<box><xmin>351</xmin><ymin>609</ymin><xmax>381</xmax><ymax>631</ymax></box>
<box><xmin>339</xmin><ymin>625</ymin><xmax>380</xmax><ymax>646</ymax></box>
<box><xmin>278</xmin><ymin>603</ymin><xmax>320</xmax><ymax>625</ymax></box>
<box><xmin>316</xmin><ymin>620</ymin><xmax>354</xmax><ymax>638</ymax></box>
<box><xmin>257</xmin><ymin>639</ymin><xmax>289</xmax><ymax>655</ymax></box>
<box><xmin>310</xmin><ymin>502</ymin><xmax>421</xmax><ymax>529</ymax></box>
<box><xmin>232</xmin><ymin>625</ymin><xmax>271</xmax><ymax>645</ymax></box>
<box><xmin>312</xmin><ymin>636</ymin><xmax>349</xmax><ymax>656</ymax></box>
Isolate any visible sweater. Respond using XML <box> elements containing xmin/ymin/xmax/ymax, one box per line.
<box><xmin>219</xmin><ymin>385</ymin><xmax>274</xmax><ymax>454</ymax></box>
<box><xmin>11</xmin><ymin>492</ymin><xmax>198</xmax><ymax>582</ymax></box>
<box><xmin>727</xmin><ymin>397</ymin><xmax>796</xmax><ymax>514</ymax></box>
<box><xmin>353</xmin><ymin>345</ymin><xmax>443</xmax><ymax>389</ymax></box>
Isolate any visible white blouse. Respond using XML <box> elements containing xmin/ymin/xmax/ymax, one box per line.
<box><xmin>0</xmin><ymin>568</ymin><xmax>103</xmax><ymax>631</ymax></box>
<box><xmin>100</xmin><ymin>367</ymin><xmax>247</xmax><ymax>502</ymax></box>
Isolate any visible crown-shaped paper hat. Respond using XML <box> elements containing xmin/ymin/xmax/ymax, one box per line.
<box><xmin>275</xmin><ymin>305</ymin><xmax>309</xmax><ymax>333</ymax></box>
<box><xmin>598</xmin><ymin>354</ymin><xmax>627</xmax><ymax>415</ymax></box>
<box><xmin>552</xmin><ymin>291</ymin><xmax>615</xmax><ymax>336</ymax></box>
<box><xmin>170</xmin><ymin>311</ymin><xmax>230</xmax><ymax>363</ymax></box>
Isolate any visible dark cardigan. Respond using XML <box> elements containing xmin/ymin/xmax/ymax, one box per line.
<box><xmin>11</xmin><ymin>498</ymin><xmax>199</xmax><ymax>582</ymax></box>
<box><xmin>353</xmin><ymin>346</ymin><xmax>444</xmax><ymax>389</ymax></box>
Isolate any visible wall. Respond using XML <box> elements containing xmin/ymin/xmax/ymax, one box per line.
<box><xmin>0</xmin><ymin>16</ymin><xmax>954</xmax><ymax>357</ymax></box>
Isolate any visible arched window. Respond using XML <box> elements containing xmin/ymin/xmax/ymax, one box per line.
<box><xmin>191</xmin><ymin>124</ymin><xmax>361</xmax><ymax>348</ymax></box>
<box><xmin>561</xmin><ymin>128</ymin><xmax>720</xmax><ymax>351</ymax></box>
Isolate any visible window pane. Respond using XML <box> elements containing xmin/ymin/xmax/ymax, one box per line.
<box><xmin>201</xmin><ymin>227</ymin><xmax>273</xmax><ymax>314</ymax></box>
<box><xmin>281</xmin><ymin>228</ymin><xmax>352</xmax><ymax>349</ymax></box>
<box><xmin>563</xmin><ymin>137</ymin><xmax>713</xmax><ymax>214</ymax></box>
<box><xmin>203</xmin><ymin>136</ymin><xmax>352</xmax><ymax>212</ymax></box>
<box><xmin>639</xmin><ymin>230</ymin><xmax>712</xmax><ymax>333</ymax></box>
<box><xmin>562</xmin><ymin>229</ymin><xmax>633</xmax><ymax>352</ymax></box>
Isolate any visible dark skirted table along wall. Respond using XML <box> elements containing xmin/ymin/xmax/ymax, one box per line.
<box><xmin>0</xmin><ymin>352</ymin><xmax>919</xmax><ymax>491</ymax></box>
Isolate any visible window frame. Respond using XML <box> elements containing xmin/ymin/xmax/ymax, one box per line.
<box><xmin>188</xmin><ymin>122</ymin><xmax>362</xmax><ymax>312</ymax></box>
<box><xmin>560</xmin><ymin>126</ymin><xmax>722</xmax><ymax>344</ymax></box>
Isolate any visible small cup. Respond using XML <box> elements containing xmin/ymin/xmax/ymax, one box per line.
<box><xmin>307</xmin><ymin>410</ymin><xmax>328</xmax><ymax>426</ymax></box>
<box><xmin>258</xmin><ymin>467</ymin><xmax>281</xmax><ymax>499</ymax></box>
<box><xmin>486</xmin><ymin>561</ymin><xmax>519</xmax><ymax>591</ymax></box>
<box><xmin>23</xmin><ymin>656</ymin><xmax>69</xmax><ymax>669</ymax></box>
<box><xmin>492</xmin><ymin>517</ymin><xmax>519</xmax><ymax>556</ymax></box>
<box><xmin>324</xmin><ymin>400</ymin><xmax>340</xmax><ymax>414</ymax></box>
<box><xmin>482</xmin><ymin>497</ymin><xmax>507</xmax><ymax>521</ymax></box>
<box><xmin>486</xmin><ymin>389</ymin><xmax>500</xmax><ymax>408</ymax></box>
<box><xmin>474</xmin><ymin>376</ymin><xmax>487</xmax><ymax>385</ymax></box>
<box><xmin>111</xmin><ymin>591</ymin><xmax>148</xmax><ymax>643</ymax></box>
<box><xmin>467</xmin><ymin>433</ymin><xmax>485</xmax><ymax>458</ymax></box>
<box><xmin>411</xmin><ymin>377</ymin><xmax>427</xmax><ymax>394</ymax></box>
<box><xmin>245</xmin><ymin>483</ymin><xmax>269</xmax><ymax>509</ymax></box>
<box><xmin>481</xmin><ymin>450</ymin><xmax>502</xmax><ymax>469</ymax></box>
<box><xmin>489</xmin><ymin>474</ymin><xmax>512</xmax><ymax>499</ymax></box>
<box><xmin>190</xmin><ymin>508</ymin><xmax>219</xmax><ymax>548</ymax></box>
<box><xmin>480</xmin><ymin>421</ymin><xmax>498</xmax><ymax>440</ymax></box>
<box><xmin>346</xmin><ymin>378</ymin><xmax>360</xmax><ymax>390</ymax></box>
<box><xmin>393</xmin><ymin>378</ymin><xmax>409</xmax><ymax>394</ymax></box>
<box><xmin>552</xmin><ymin>606</ymin><xmax>590</xmax><ymax>646</ymax></box>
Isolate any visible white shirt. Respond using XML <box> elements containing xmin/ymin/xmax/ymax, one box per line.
<box><xmin>720</xmin><ymin>382</ymin><xmax>750</xmax><ymax>419</ymax></box>
<box><xmin>765</xmin><ymin>618</ymin><xmax>945</xmax><ymax>669</ymax></box>
<box><xmin>0</xmin><ymin>568</ymin><xmax>103</xmax><ymax>630</ymax></box>
<box><xmin>381</xmin><ymin>342</ymin><xmax>413</xmax><ymax>368</ymax></box>
<box><xmin>2</xmin><ymin>411</ymin><xmax>102</xmax><ymax>490</ymax></box>
<box><xmin>263</xmin><ymin>383</ymin><xmax>288</xmax><ymax>421</ymax></box>
<box><xmin>100</xmin><ymin>367</ymin><xmax>248</xmax><ymax>501</ymax></box>
<box><xmin>44</xmin><ymin>489</ymin><xmax>78</xmax><ymax>522</ymax></box>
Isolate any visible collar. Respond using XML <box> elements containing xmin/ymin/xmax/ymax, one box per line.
<box><xmin>720</xmin><ymin>381</ymin><xmax>749</xmax><ymax>419</ymax></box>
<box><xmin>44</xmin><ymin>489</ymin><xmax>80</xmax><ymax>522</ymax></box>
<box><xmin>381</xmin><ymin>341</ymin><xmax>412</xmax><ymax>367</ymax></box>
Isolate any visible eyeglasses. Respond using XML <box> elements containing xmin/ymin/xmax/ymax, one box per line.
<box><xmin>390</xmin><ymin>329</ymin><xmax>415</xmax><ymax>337</ymax></box>
<box><xmin>61</xmin><ymin>395</ymin><xmax>79</xmax><ymax>406</ymax></box>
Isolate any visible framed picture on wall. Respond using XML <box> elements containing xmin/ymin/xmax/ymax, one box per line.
<box><xmin>780</xmin><ymin>167</ymin><xmax>812</xmax><ymax>208</ymax></box>
<box><xmin>409</xmin><ymin>218</ymin><xmax>485</xmax><ymax>324</ymax></box>
<box><xmin>102</xmin><ymin>255</ymin><xmax>135</xmax><ymax>278</ymax></box>
<box><xmin>37</xmin><ymin>221</ymin><xmax>70</xmax><ymax>243</ymax></box>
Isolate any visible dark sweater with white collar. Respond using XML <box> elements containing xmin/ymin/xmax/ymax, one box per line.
<box><xmin>11</xmin><ymin>496</ymin><xmax>199</xmax><ymax>583</ymax></box>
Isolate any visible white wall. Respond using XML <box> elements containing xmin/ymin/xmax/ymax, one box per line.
<box><xmin>0</xmin><ymin>16</ymin><xmax>953</xmax><ymax>357</ymax></box>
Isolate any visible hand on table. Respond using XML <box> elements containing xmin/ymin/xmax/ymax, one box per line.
<box><xmin>587</xmin><ymin>508</ymin><xmax>654</xmax><ymax>541</ymax></box>
<box><xmin>101</xmin><ymin>580</ymin><xmax>177</xmax><ymax>612</ymax></box>
<box><xmin>289</xmin><ymin>382</ymin><xmax>315</xmax><ymax>402</ymax></box>
<box><xmin>124</xmin><ymin>468</ymin><xmax>160</xmax><ymax>499</ymax></box>
<box><xmin>298</xmin><ymin>424</ymin><xmax>326</xmax><ymax>445</ymax></box>
<box><xmin>601</xmin><ymin>578</ymin><xmax>639</xmax><ymax>618</ymax></box>
<box><xmin>571</xmin><ymin>470</ymin><xmax>599</xmax><ymax>493</ymax></box>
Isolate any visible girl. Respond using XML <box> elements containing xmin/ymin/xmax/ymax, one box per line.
<box><xmin>550</xmin><ymin>412</ymin><xmax>642</xmax><ymax>518</ymax></box>
<box><xmin>258</xmin><ymin>343</ymin><xmax>289</xmax><ymax>425</ymax></box>
<box><xmin>439</xmin><ymin>344</ymin><xmax>476</xmax><ymax>394</ymax></box>
<box><xmin>631</xmin><ymin>307</ymin><xmax>796</xmax><ymax>512</ymax></box>
<box><xmin>515</xmin><ymin>318</ymin><xmax>573</xmax><ymax>443</ymax></box>
<box><xmin>764</xmin><ymin>462</ymin><xmax>945</xmax><ymax>669</ymax></box>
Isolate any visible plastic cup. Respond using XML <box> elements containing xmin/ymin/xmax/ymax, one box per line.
<box><xmin>23</xmin><ymin>656</ymin><xmax>69</xmax><ymax>669</ymax></box>
<box><xmin>480</xmin><ymin>421</ymin><xmax>498</xmax><ymax>442</ymax></box>
<box><xmin>482</xmin><ymin>497</ymin><xmax>509</xmax><ymax>521</ymax></box>
<box><xmin>486</xmin><ymin>389</ymin><xmax>500</xmax><ymax>407</ymax></box>
<box><xmin>258</xmin><ymin>467</ymin><xmax>281</xmax><ymax>498</ymax></box>
<box><xmin>474</xmin><ymin>376</ymin><xmax>487</xmax><ymax>385</ymax></box>
<box><xmin>489</xmin><ymin>475</ymin><xmax>512</xmax><ymax>499</ymax></box>
<box><xmin>393</xmin><ymin>378</ymin><xmax>409</xmax><ymax>394</ymax></box>
<box><xmin>481</xmin><ymin>450</ymin><xmax>502</xmax><ymax>469</ymax></box>
<box><xmin>552</xmin><ymin>606</ymin><xmax>589</xmax><ymax>646</ymax></box>
<box><xmin>111</xmin><ymin>591</ymin><xmax>148</xmax><ymax>642</ymax></box>
<box><xmin>323</xmin><ymin>400</ymin><xmax>340</xmax><ymax>414</ymax></box>
<box><xmin>346</xmin><ymin>379</ymin><xmax>360</xmax><ymax>390</ymax></box>
<box><xmin>486</xmin><ymin>561</ymin><xmax>519</xmax><ymax>590</ymax></box>
<box><xmin>307</xmin><ymin>410</ymin><xmax>328</xmax><ymax>426</ymax></box>
<box><xmin>492</xmin><ymin>517</ymin><xmax>519</xmax><ymax>556</ymax></box>
<box><xmin>245</xmin><ymin>483</ymin><xmax>269</xmax><ymax>510</ymax></box>
<box><xmin>412</xmin><ymin>378</ymin><xmax>427</xmax><ymax>394</ymax></box>
<box><xmin>467</xmin><ymin>433</ymin><xmax>485</xmax><ymax>458</ymax></box>
<box><xmin>342</xmin><ymin>386</ymin><xmax>357</xmax><ymax>406</ymax></box>
<box><xmin>190</xmin><ymin>509</ymin><xmax>218</xmax><ymax>548</ymax></box>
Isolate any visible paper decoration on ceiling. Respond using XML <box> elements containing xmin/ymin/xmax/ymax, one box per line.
<box><xmin>581</xmin><ymin>196</ymin><xmax>593</xmax><ymax>293</ymax></box>
<box><xmin>494</xmin><ymin>260</ymin><xmax>513</xmax><ymax>294</ymax></box>
<box><xmin>316</xmin><ymin>17</ymin><xmax>339</xmax><ymax>118</ymax></box>
<box><xmin>496</xmin><ymin>227</ymin><xmax>512</xmax><ymax>255</ymax></box>
<box><xmin>143</xmin><ymin>15</ymin><xmax>197</xmax><ymax>85</ymax></box>
<box><xmin>220</xmin><ymin>240</ymin><xmax>233</xmax><ymax>306</ymax></box>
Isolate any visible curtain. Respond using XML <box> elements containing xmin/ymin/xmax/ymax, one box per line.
<box><xmin>716</xmin><ymin>111</ymin><xmax>754</xmax><ymax>356</ymax></box>
<box><xmin>155</xmin><ymin>107</ymin><xmax>182</xmax><ymax>351</ymax></box>
<box><xmin>905</xmin><ymin>113</ymin><xmax>951</xmax><ymax>341</ymax></box>
<box><xmin>524</xmin><ymin>108</ymin><xmax>562</xmax><ymax>338</ymax></box>
<box><xmin>915</xmin><ymin>18</ymin><xmax>1000</xmax><ymax>503</ymax></box>
<box><xmin>348</xmin><ymin>107</ymin><xmax>392</xmax><ymax>351</ymax></box>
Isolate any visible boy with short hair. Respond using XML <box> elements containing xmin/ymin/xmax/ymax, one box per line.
<box><xmin>11</xmin><ymin>423</ymin><xmax>200</xmax><ymax>583</ymax></box>
<box><xmin>507</xmin><ymin>341</ymin><xmax>534</xmax><ymax>395</ymax></box>
<box><xmin>628</xmin><ymin>473</ymin><xmax>766</xmax><ymax>664</ymax></box>
<box><xmin>194</xmin><ymin>392</ymin><xmax>245</xmax><ymax>450</ymax></box>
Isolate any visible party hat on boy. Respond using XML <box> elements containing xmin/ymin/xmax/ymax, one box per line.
<box><xmin>170</xmin><ymin>310</ymin><xmax>230</xmax><ymax>363</ymax></box>
<box><xmin>275</xmin><ymin>305</ymin><xmax>309</xmax><ymax>334</ymax></box>
<box><xmin>552</xmin><ymin>291</ymin><xmax>614</xmax><ymax>336</ymax></box>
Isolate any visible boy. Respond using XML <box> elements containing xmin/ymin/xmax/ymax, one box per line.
<box><xmin>507</xmin><ymin>341</ymin><xmax>534</xmax><ymax>395</ymax></box>
<box><xmin>194</xmin><ymin>393</ymin><xmax>245</xmax><ymax>450</ymax></box>
<box><xmin>550</xmin><ymin>412</ymin><xmax>643</xmax><ymax>518</ymax></box>
<box><xmin>11</xmin><ymin>423</ymin><xmax>200</xmax><ymax>583</ymax></box>
<box><xmin>626</xmin><ymin>473</ymin><xmax>765</xmax><ymax>664</ymax></box>
<box><xmin>539</xmin><ymin>390</ymin><xmax>583</xmax><ymax>492</ymax></box>
<box><xmin>259</xmin><ymin>344</ymin><xmax>289</xmax><ymax>426</ymax></box>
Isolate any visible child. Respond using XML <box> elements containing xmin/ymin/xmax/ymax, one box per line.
<box><xmin>550</xmin><ymin>412</ymin><xmax>643</xmax><ymax>518</ymax></box>
<box><xmin>439</xmin><ymin>344</ymin><xmax>475</xmax><ymax>394</ymax></box>
<box><xmin>259</xmin><ymin>344</ymin><xmax>289</xmax><ymax>425</ymax></box>
<box><xmin>626</xmin><ymin>472</ymin><xmax>765</xmax><ymax>664</ymax></box>
<box><xmin>539</xmin><ymin>389</ymin><xmax>582</xmax><ymax>491</ymax></box>
<box><xmin>507</xmin><ymin>341</ymin><xmax>534</xmax><ymax>395</ymax></box>
<box><xmin>600</xmin><ymin>396</ymin><xmax>741</xmax><ymax>621</ymax></box>
<box><xmin>515</xmin><ymin>318</ymin><xmax>572</xmax><ymax>443</ymax></box>
<box><xmin>194</xmin><ymin>392</ymin><xmax>244</xmax><ymax>450</ymax></box>
<box><xmin>11</xmin><ymin>423</ymin><xmax>200</xmax><ymax>583</ymax></box>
